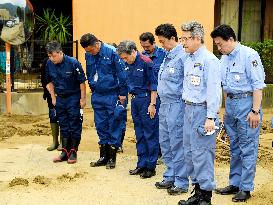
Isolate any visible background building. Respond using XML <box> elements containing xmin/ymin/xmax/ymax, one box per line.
<box><xmin>73</xmin><ymin>0</ymin><xmax>215</xmax><ymax>70</ymax></box>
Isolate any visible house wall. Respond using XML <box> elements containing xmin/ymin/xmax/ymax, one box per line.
<box><xmin>73</xmin><ymin>0</ymin><xmax>215</xmax><ymax>70</ymax></box>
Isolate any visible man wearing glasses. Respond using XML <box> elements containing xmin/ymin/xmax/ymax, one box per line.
<box><xmin>178</xmin><ymin>21</ymin><xmax>221</xmax><ymax>205</ymax></box>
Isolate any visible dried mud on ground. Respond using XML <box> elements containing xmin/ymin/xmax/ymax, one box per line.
<box><xmin>0</xmin><ymin>108</ymin><xmax>273</xmax><ymax>205</ymax></box>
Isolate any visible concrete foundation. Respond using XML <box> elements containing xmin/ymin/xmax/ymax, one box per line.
<box><xmin>0</xmin><ymin>92</ymin><xmax>92</xmax><ymax>115</ymax></box>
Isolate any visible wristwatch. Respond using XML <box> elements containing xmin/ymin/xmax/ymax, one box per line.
<box><xmin>150</xmin><ymin>103</ymin><xmax>156</xmax><ymax>107</ymax></box>
<box><xmin>251</xmin><ymin>109</ymin><xmax>260</xmax><ymax>115</ymax></box>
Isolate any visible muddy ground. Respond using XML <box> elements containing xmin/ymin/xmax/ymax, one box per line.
<box><xmin>0</xmin><ymin>108</ymin><xmax>273</xmax><ymax>205</ymax></box>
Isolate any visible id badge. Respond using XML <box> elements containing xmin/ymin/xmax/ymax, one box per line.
<box><xmin>94</xmin><ymin>72</ymin><xmax>98</xmax><ymax>82</ymax></box>
<box><xmin>190</xmin><ymin>75</ymin><xmax>201</xmax><ymax>86</ymax></box>
<box><xmin>169</xmin><ymin>67</ymin><xmax>175</xmax><ymax>74</ymax></box>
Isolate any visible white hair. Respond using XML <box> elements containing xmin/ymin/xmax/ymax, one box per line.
<box><xmin>181</xmin><ymin>21</ymin><xmax>205</xmax><ymax>43</ymax></box>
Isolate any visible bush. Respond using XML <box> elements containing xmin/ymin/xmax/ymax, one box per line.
<box><xmin>35</xmin><ymin>9</ymin><xmax>72</xmax><ymax>44</ymax></box>
<box><xmin>243</xmin><ymin>40</ymin><xmax>273</xmax><ymax>83</ymax></box>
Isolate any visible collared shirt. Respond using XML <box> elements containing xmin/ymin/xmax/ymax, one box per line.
<box><xmin>85</xmin><ymin>43</ymin><xmax>127</xmax><ymax>95</ymax></box>
<box><xmin>45</xmin><ymin>55</ymin><xmax>86</xmax><ymax>95</ymax></box>
<box><xmin>220</xmin><ymin>43</ymin><xmax>266</xmax><ymax>94</ymax></box>
<box><xmin>142</xmin><ymin>46</ymin><xmax>166</xmax><ymax>77</ymax></box>
<box><xmin>125</xmin><ymin>52</ymin><xmax>157</xmax><ymax>94</ymax></box>
<box><xmin>157</xmin><ymin>44</ymin><xmax>186</xmax><ymax>102</ymax></box>
<box><xmin>182</xmin><ymin>46</ymin><xmax>221</xmax><ymax>118</ymax></box>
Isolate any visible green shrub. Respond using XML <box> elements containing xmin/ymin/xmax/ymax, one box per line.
<box><xmin>243</xmin><ymin>40</ymin><xmax>273</xmax><ymax>83</ymax></box>
<box><xmin>35</xmin><ymin>9</ymin><xmax>72</xmax><ymax>44</ymax></box>
<box><xmin>262</xmin><ymin>84</ymin><xmax>273</xmax><ymax>108</ymax></box>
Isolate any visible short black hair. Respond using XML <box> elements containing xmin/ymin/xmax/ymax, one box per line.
<box><xmin>80</xmin><ymin>33</ymin><xmax>99</xmax><ymax>48</ymax></box>
<box><xmin>155</xmin><ymin>24</ymin><xmax>178</xmax><ymax>42</ymax></box>
<box><xmin>45</xmin><ymin>41</ymin><xmax>62</xmax><ymax>54</ymax></box>
<box><xmin>139</xmin><ymin>32</ymin><xmax>155</xmax><ymax>44</ymax></box>
<box><xmin>210</xmin><ymin>24</ymin><xmax>237</xmax><ymax>41</ymax></box>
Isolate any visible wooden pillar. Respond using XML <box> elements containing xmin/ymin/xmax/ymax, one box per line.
<box><xmin>264</xmin><ymin>0</ymin><xmax>273</xmax><ymax>39</ymax></box>
<box><xmin>5</xmin><ymin>43</ymin><xmax>11</xmax><ymax>114</ymax></box>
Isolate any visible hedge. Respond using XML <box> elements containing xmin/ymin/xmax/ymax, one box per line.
<box><xmin>243</xmin><ymin>40</ymin><xmax>273</xmax><ymax>84</ymax></box>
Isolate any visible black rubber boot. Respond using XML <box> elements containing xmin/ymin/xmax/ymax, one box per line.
<box><xmin>106</xmin><ymin>146</ymin><xmax>117</xmax><ymax>169</ymax></box>
<box><xmin>178</xmin><ymin>184</ymin><xmax>201</xmax><ymax>205</ymax></box>
<box><xmin>90</xmin><ymin>144</ymin><xmax>109</xmax><ymax>167</ymax></box>
<box><xmin>67</xmin><ymin>138</ymin><xmax>80</xmax><ymax>164</ymax></box>
<box><xmin>53</xmin><ymin>137</ymin><xmax>70</xmax><ymax>163</ymax></box>
<box><xmin>47</xmin><ymin>123</ymin><xmax>59</xmax><ymax>151</ymax></box>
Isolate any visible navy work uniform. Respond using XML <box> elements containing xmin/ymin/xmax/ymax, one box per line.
<box><xmin>143</xmin><ymin>46</ymin><xmax>166</xmax><ymax>159</ymax></box>
<box><xmin>45</xmin><ymin>55</ymin><xmax>86</xmax><ymax>142</ymax></box>
<box><xmin>85</xmin><ymin>43</ymin><xmax>127</xmax><ymax>148</ymax></box>
<box><xmin>126</xmin><ymin>52</ymin><xmax>159</xmax><ymax>172</ymax></box>
<box><xmin>221</xmin><ymin>43</ymin><xmax>265</xmax><ymax>191</ymax></box>
<box><xmin>182</xmin><ymin>46</ymin><xmax>221</xmax><ymax>191</ymax></box>
<box><xmin>142</xmin><ymin>45</ymin><xmax>166</xmax><ymax>77</ymax></box>
<box><xmin>157</xmin><ymin>44</ymin><xmax>189</xmax><ymax>191</ymax></box>
<box><xmin>41</xmin><ymin>58</ymin><xmax>58</xmax><ymax>123</ymax></box>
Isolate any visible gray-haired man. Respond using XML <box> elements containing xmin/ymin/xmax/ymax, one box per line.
<box><xmin>116</xmin><ymin>40</ymin><xmax>159</xmax><ymax>178</ymax></box>
<box><xmin>178</xmin><ymin>21</ymin><xmax>221</xmax><ymax>205</ymax></box>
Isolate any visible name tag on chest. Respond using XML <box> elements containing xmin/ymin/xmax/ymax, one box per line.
<box><xmin>94</xmin><ymin>72</ymin><xmax>98</xmax><ymax>82</ymax></box>
<box><xmin>191</xmin><ymin>75</ymin><xmax>201</xmax><ymax>86</ymax></box>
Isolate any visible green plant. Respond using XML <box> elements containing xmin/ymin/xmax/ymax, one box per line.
<box><xmin>243</xmin><ymin>40</ymin><xmax>273</xmax><ymax>83</ymax></box>
<box><xmin>35</xmin><ymin>9</ymin><xmax>72</xmax><ymax>44</ymax></box>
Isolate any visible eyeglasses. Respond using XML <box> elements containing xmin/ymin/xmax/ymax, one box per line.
<box><xmin>179</xmin><ymin>36</ymin><xmax>193</xmax><ymax>42</ymax></box>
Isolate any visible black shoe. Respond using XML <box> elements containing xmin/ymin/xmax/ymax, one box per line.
<box><xmin>140</xmin><ymin>169</ymin><xmax>156</xmax><ymax>178</ymax></box>
<box><xmin>156</xmin><ymin>156</ymin><xmax>164</xmax><ymax>165</ymax></box>
<box><xmin>167</xmin><ymin>186</ymin><xmax>188</xmax><ymax>195</ymax></box>
<box><xmin>198</xmin><ymin>200</ymin><xmax>212</xmax><ymax>205</ymax></box>
<box><xmin>117</xmin><ymin>147</ymin><xmax>123</xmax><ymax>153</ymax></box>
<box><xmin>215</xmin><ymin>185</ymin><xmax>239</xmax><ymax>195</ymax></box>
<box><xmin>155</xmin><ymin>180</ymin><xmax>174</xmax><ymax>189</ymax></box>
<box><xmin>178</xmin><ymin>184</ymin><xmax>201</xmax><ymax>205</ymax></box>
<box><xmin>129</xmin><ymin>167</ymin><xmax>145</xmax><ymax>175</ymax></box>
<box><xmin>198</xmin><ymin>190</ymin><xmax>212</xmax><ymax>205</ymax></box>
<box><xmin>232</xmin><ymin>191</ymin><xmax>251</xmax><ymax>202</ymax></box>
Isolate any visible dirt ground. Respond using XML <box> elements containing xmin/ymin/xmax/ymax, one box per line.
<box><xmin>0</xmin><ymin>108</ymin><xmax>273</xmax><ymax>205</ymax></box>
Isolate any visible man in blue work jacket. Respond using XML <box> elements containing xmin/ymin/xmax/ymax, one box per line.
<box><xmin>140</xmin><ymin>32</ymin><xmax>166</xmax><ymax>78</ymax></box>
<box><xmin>211</xmin><ymin>24</ymin><xmax>266</xmax><ymax>203</ymax></box>
<box><xmin>45</xmin><ymin>41</ymin><xmax>86</xmax><ymax>164</ymax></box>
<box><xmin>116</xmin><ymin>40</ymin><xmax>159</xmax><ymax>178</ymax></box>
<box><xmin>153</xmin><ymin>23</ymin><xmax>189</xmax><ymax>196</ymax></box>
<box><xmin>140</xmin><ymin>32</ymin><xmax>166</xmax><ymax>164</ymax></box>
<box><xmin>41</xmin><ymin>57</ymin><xmax>62</xmax><ymax>152</ymax></box>
<box><xmin>80</xmin><ymin>33</ymin><xmax>127</xmax><ymax>169</ymax></box>
<box><xmin>178</xmin><ymin>21</ymin><xmax>221</xmax><ymax>205</ymax></box>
